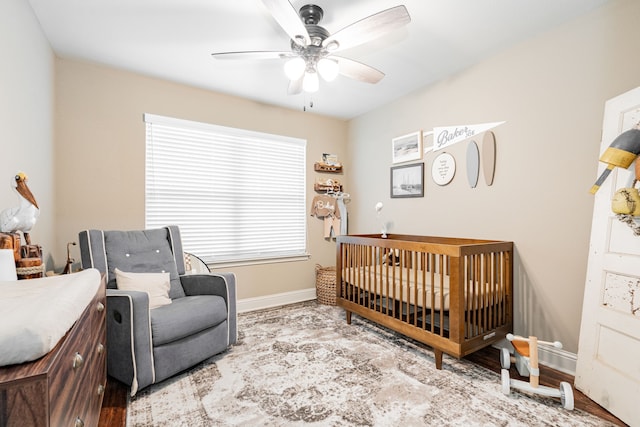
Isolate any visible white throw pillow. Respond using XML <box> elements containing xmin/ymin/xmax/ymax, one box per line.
<box><xmin>114</xmin><ymin>268</ymin><xmax>172</xmax><ymax>309</ymax></box>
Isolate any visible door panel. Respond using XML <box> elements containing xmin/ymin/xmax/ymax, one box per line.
<box><xmin>576</xmin><ymin>86</ymin><xmax>640</xmax><ymax>427</ymax></box>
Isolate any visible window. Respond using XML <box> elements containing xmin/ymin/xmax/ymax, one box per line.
<box><xmin>144</xmin><ymin>114</ymin><xmax>307</xmax><ymax>265</ymax></box>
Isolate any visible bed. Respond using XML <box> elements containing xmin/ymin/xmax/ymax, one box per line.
<box><xmin>336</xmin><ymin>234</ymin><xmax>513</xmax><ymax>369</ymax></box>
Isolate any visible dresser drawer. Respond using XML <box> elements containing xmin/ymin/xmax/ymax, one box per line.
<box><xmin>86</xmin><ymin>292</ymin><xmax>108</xmax><ymax>427</ymax></box>
<box><xmin>49</xmin><ymin>303</ymin><xmax>94</xmax><ymax>426</ymax></box>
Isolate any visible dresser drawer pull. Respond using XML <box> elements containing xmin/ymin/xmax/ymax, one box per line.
<box><xmin>72</xmin><ymin>352</ymin><xmax>84</xmax><ymax>369</ymax></box>
<box><xmin>96</xmin><ymin>301</ymin><xmax>105</xmax><ymax>312</ymax></box>
<box><xmin>97</xmin><ymin>384</ymin><xmax>105</xmax><ymax>395</ymax></box>
<box><xmin>74</xmin><ymin>417</ymin><xmax>84</xmax><ymax>427</ymax></box>
<box><xmin>97</xmin><ymin>343</ymin><xmax>105</xmax><ymax>354</ymax></box>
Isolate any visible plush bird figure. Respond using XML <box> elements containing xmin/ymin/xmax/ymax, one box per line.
<box><xmin>0</xmin><ymin>172</ymin><xmax>40</xmax><ymax>245</ymax></box>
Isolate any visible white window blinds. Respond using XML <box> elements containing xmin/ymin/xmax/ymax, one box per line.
<box><xmin>144</xmin><ymin>114</ymin><xmax>307</xmax><ymax>264</ymax></box>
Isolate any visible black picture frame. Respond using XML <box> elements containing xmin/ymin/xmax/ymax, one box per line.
<box><xmin>390</xmin><ymin>163</ymin><xmax>424</xmax><ymax>198</ymax></box>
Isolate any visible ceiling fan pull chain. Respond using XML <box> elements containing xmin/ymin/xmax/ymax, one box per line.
<box><xmin>302</xmin><ymin>94</ymin><xmax>314</xmax><ymax>112</ymax></box>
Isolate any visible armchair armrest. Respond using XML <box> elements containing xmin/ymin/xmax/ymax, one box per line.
<box><xmin>180</xmin><ymin>273</ymin><xmax>233</xmax><ymax>298</ymax></box>
<box><xmin>180</xmin><ymin>272</ymin><xmax>237</xmax><ymax>345</ymax></box>
<box><xmin>106</xmin><ymin>289</ymin><xmax>155</xmax><ymax>395</ymax></box>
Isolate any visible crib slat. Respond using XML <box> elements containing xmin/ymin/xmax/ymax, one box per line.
<box><xmin>420</xmin><ymin>252</ymin><xmax>424</xmax><ymax>327</ymax></box>
<box><xmin>429</xmin><ymin>254</ymin><xmax>434</xmax><ymax>333</ymax></box>
<box><xmin>466</xmin><ymin>254</ymin><xmax>472</xmax><ymax>338</ymax></box>
<box><xmin>439</xmin><ymin>254</ymin><xmax>445</xmax><ymax>337</ymax></box>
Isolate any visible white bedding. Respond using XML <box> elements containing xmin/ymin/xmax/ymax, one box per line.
<box><xmin>0</xmin><ymin>268</ymin><xmax>101</xmax><ymax>367</ymax></box>
<box><xmin>344</xmin><ymin>265</ymin><xmax>452</xmax><ymax>310</ymax></box>
<box><xmin>343</xmin><ymin>265</ymin><xmax>503</xmax><ymax>311</ymax></box>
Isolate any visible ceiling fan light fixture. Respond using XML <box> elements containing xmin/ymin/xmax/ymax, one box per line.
<box><xmin>284</xmin><ymin>57</ymin><xmax>306</xmax><ymax>80</ymax></box>
<box><xmin>324</xmin><ymin>40</ymin><xmax>339</xmax><ymax>51</ymax></box>
<box><xmin>303</xmin><ymin>70</ymin><xmax>319</xmax><ymax>93</ymax></box>
<box><xmin>293</xmin><ymin>35</ymin><xmax>307</xmax><ymax>46</ymax></box>
<box><xmin>317</xmin><ymin>58</ymin><xmax>339</xmax><ymax>82</ymax></box>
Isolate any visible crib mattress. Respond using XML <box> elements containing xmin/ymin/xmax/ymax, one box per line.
<box><xmin>343</xmin><ymin>265</ymin><xmax>502</xmax><ymax>311</ymax></box>
<box><xmin>343</xmin><ymin>265</ymin><xmax>451</xmax><ymax>310</ymax></box>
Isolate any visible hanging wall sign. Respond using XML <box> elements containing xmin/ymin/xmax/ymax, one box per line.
<box><xmin>432</xmin><ymin>121</ymin><xmax>504</xmax><ymax>152</ymax></box>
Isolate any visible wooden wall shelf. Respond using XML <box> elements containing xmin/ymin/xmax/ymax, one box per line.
<box><xmin>314</xmin><ymin>162</ymin><xmax>342</xmax><ymax>173</ymax></box>
<box><xmin>314</xmin><ymin>183</ymin><xmax>342</xmax><ymax>193</ymax></box>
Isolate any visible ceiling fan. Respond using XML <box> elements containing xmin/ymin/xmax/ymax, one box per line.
<box><xmin>211</xmin><ymin>1</ymin><xmax>411</xmax><ymax>94</ymax></box>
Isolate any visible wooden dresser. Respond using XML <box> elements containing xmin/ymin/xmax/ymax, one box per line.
<box><xmin>0</xmin><ymin>276</ymin><xmax>106</xmax><ymax>427</ymax></box>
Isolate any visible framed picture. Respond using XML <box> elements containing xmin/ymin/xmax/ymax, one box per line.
<box><xmin>390</xmin><ymin>163</ymin><xmax>424</xmax><ymax>198</ymax></box>
<box><xmin>392</xmin><ymin>131</ymin><xmax>422</xmax><ymax>164</ymax></box>
<box><xmin>322</xmin><ymin>153</ymin><xmax>339</xmax><ymax>166</ymax></box>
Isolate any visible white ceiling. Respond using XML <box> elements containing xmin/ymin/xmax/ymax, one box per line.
<box><xmin>28</xmin><ymin>0</ymin><xmax>610</xmax><ymax>119</ymax></box>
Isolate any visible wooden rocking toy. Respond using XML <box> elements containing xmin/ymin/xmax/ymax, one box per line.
<box><xmin>500</xmin><ymin>333</ymin><xmax>574</xmax><ymax>410</ymax></box>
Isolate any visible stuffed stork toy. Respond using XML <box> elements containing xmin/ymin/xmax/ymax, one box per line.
<box><xmin>0</xmin><ymin>172</ymin><xmax>40</xmax><ymax>245</ymax></box>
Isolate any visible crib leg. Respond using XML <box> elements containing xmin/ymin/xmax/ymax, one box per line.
<box><xmin>434</xmin><ymin>349</ymin><xmax>443</xmax><ymax>370</ymax></box>
<box><xmin>346</xmin><ymin>310</ymin><xmax>352</xmax><ymax>325</ymax></box>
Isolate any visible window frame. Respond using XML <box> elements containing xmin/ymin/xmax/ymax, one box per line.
<box><xmin>144</xmin><ymin>113</ymin><xmax>309</xmax><ymax>267</ymax></box>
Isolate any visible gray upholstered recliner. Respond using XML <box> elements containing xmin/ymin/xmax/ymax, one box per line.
<box><xmin>78</xmin><ymin>226</ymin><xmax>237</xmax><ymax>395</ymax></box>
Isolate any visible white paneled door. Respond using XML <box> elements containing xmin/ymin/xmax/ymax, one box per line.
<box><xmin>576</xmin><ymin>86</ymin><xmax>640</xmax><ymax>427</ymax></box>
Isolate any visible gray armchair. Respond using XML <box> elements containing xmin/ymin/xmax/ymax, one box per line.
<box><xmin>78</xmin><ymin>226</ymin><xmax>237</xmax><ymax>395</ymax></box>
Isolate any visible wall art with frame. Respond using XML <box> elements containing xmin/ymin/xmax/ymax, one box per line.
<box><xmin>390</xmin><ymin>163</ymin><xmax>424</xmax><ymax>198</ymax></box>
<box><xmin>391</xmin><ymin>131</ymin><xmax>422</xmax><ymax>164</ymax></box>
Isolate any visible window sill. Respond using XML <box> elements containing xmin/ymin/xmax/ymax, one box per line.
<box><xmin>207</xmin><ymin>253</ymin><xmax>311</xmax><ymax>270</ymax></box>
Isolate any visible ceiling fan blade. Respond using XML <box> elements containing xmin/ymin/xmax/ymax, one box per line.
<box><xmin>323</xmin><ymin>5</ymin><xmax>410</xmax><ymax>52</ymax></box>
<box><xmin>211</xmin><ymin>51</ymin><xmax>290</xmax><ymax>60</ymax></box>
<box><xmin>288</xmin><ymin>77</ymin><xmax>303</xmax><ymax>95</ymax></box>
<box><xmin>334</xmin><ymin>56</ymin><xmax>385</xmax><ymax>84</ymax></box>
<box><xmin>260</xmin><ymin>0</ymin><xmax>310</xmax><ymax>46</ymax></box>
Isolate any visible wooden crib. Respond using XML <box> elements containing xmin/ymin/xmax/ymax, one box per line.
<box><xmin>336</xmin><ymin>234</ymin><xmax>513</xmax><ymax>369</ymax></box>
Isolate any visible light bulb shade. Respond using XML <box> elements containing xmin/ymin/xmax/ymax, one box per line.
<box><xmin>284</xmin><ymin>57</ymin><xmax>306</xmax><ymax>81</ymax></box>
<box><xmin>303</xmin><ymin>71</ymin><xmax>319</xmax><ymax>93</ymax></box>
<box><xmin>318</xmin><ymin>58</ymin><xmax>339</xmax><ymax>82</ymax></box>
<box><xmin>0</xmin><ymin>249</ymin><xmax>17</xmax><ymax>281</ymax></box>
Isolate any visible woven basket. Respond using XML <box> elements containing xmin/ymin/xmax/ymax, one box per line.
<box><xmin>315</xmin><ymin>264</ymin><xmax>337</xmax><ymax>306</ymax></box>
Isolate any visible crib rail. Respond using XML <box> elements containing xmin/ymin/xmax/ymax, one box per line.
<box><xmin>336</xmin><ymin>234</ymin><xmax>513</xmax><ymax>365</ymax></box>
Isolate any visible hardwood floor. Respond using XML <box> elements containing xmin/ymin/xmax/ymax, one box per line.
<box><xmin>98</xmin><ymin>377</ymin><xmax>128</xmax><ymax>427</ymax></box>
<box><xmin>99</xmin><ymin>346</ymin><xmax>626</xmax><ymax>427</ymax></box>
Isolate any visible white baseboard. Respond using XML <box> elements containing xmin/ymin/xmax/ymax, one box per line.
<box><xmin>493</xmin><ymin>339</ymin><xmax>577</xmax><ymax>376</ymax></box>
<box><xmin>237</xmin><ymin>287</ymin><xmax>317</xmax><ymax>313</ymax></box>
<box><xmin>538</xmin><ymin>344</ymin><xmax>577</xmax><ymax>376</ymax></box>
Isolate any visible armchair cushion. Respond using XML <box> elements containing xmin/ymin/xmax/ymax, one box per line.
<box><xmin>102</xmin><ymin>229</ymin><xmax>186</xmax><ymax>299</ymax></box>
<box><xmin>150</xmin><ymin>295</ymin><xmax>227</xmax><ymax>346</ymax></box>
<box><xmin>114</xmin><ymin>268</ymin><xmax>172</xmax><ymax>309</ymax></box>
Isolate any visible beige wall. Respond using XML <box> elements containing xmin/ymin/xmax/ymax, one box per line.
<box><xmin>54</xmin><ymin>59</ymin><xmax>348</xmax><ymax>299</ymax></box>
<box><xmin>347</xmin><ymin>0</ymin><xmax>640</xmax><ymax>353</ymax></box>
<box><xmin>0</xmin><ymin>0</ymin><xmax>55</xmax><ymax>265</ymax></box>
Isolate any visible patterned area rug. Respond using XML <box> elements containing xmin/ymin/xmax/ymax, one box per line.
<box><xmin>127</xmin><ymin>301</ymin><xmax>614</xmax><ymax>426</ymax></box>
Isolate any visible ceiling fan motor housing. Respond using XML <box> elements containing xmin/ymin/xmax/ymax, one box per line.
<box><xmin>295</xmin><ymin>5</ymin><xmax>330</xmax><ymax>47</ymax></box>
<box><xmin>299</xmin><ymin>4</ymin><xmax>323</xmax><ymax>25</ymax></box>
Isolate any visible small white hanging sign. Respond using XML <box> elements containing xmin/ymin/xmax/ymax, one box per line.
<box><xmin>431</xmin><ymin>121</ymin><xmax>505</xmax><ymax>152</ymax></box>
